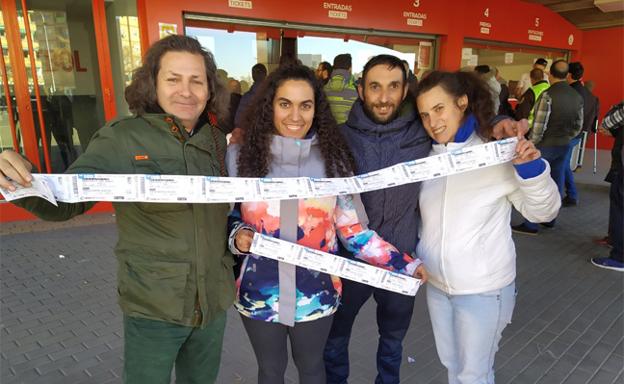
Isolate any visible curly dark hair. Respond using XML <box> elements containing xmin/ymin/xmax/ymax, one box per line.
<box><xmin>415</xmin><ymin>71</ymin><xmax>495</xmax><ymax>140</ymax></box>
<box><xmin>237</xmin><ymin>64</ymin><xmax>355</xmax><ymax>178</ymax></box>
<box><xmin>124</xmin><ymin>35</ymin><xmax>229</xmax><ymax>124</ymax></box>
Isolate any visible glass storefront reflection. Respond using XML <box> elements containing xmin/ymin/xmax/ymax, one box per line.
<box><xmin>105</xmin><ymin>0</ymin><xmax>142</xmax><ymax>117</ymax></box>
<box><xmin>18</xmin><ymin>1</ymin><xmax>106</xmax><ymax>172</ymax></box>
<box><xmin>0</xmin><ymin>10</ymin><xmax>23</xmax><ymax>155</ymax></box>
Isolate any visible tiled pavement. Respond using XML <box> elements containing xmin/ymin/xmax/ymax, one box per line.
<box><xmin>1</xmin><ymin>185</ymin><xmax>623</xmax><ymax>384</ymax></box>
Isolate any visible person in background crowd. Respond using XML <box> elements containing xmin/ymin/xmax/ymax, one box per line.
<box><xmin>279</xmin><ymin>52</ymin><xmax>302</xmax><ymax>67</ymax></box>
<box><xmin>224</xmin><ymin>78</ymin><xmax>242</xmax><ymax>134</ymax></box>
<box><xmin>474</xmin><ymin>65</ymin><xmax>501</xmax><ymax>114</ymax></box>
<box><xmin>226</xmin><ymin>64</ymin><xmax>427</xmax><ymax>384</ymax></box>
<box><xmin>402</xmin><ymin>59</ymin><xmax>418</xmax><ymax>104</ymax></box>
<box><xmin>324</xmin><ymin>54</ymin><xmax>528</xmax><ymax>384</ymax></box>
<box><xmin>414</xmin><ymin>69</ymin><xmax>560</xmax><ymax>384</ymax></box>
<box><xmin>495</xmin><ymin>67</ymin><xmax>514</xmax><ymax>116</ymax></box>
<box><xmin>228</xmin><ymin>78</ymin><xmax>241</xmax><ymax>94</ymax></box>
<box><xmin>316</xmin><ymin>61</ymin><xmax>332</xmax><ymax>86</ymax></box>
<box><xmin>324</xmin><ymin>53</ymin><xmax>358</xmax><ymax>124</ymax></box>
<box><xmin>240</xmin><ymin>80</ymin><xmax>250</xmax><ymax>94</ymax></box>
<box><xmin>582</xmin><ymin>80</ymin><xmax>601</xmax><ymax>172</ymax></box>
<box><xmin>0</xmin><ymin>35</ymin><xmax>234</xmax><ymax>384</ymax></box>
<box><xmin>592</xmin><ymin>101</ymin><xmax>624</xmax><ymax>272</ymax></box>
<box><xmin>515</xmin><ymin>68</ymin><xmax>549</xmax><ymax>125</ymax></box>
<box><xmin>562</xmin><ymin>62</ymin><xmax>600</xmax><ymax>206</ymax></box>
<box><xmin>234</xmin><ymin>63</ymin><xmax>268</xmax><ymax>128</ymax></box>
<box><xmin>513</xmin><ymin>60</ymin><xmax>583</xmax><ymax>235</ymax></box>
<box><xmin>516</xmin><ymin>57</ymin><xmax>549</xmax><ymax>98</ymax></box>
<box><xmin>217</xmin><ymin>68</ymin><xmax>229</xmax><ymax>85</ymax></box>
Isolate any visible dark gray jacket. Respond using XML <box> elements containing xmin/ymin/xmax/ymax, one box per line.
<box><xmin>339</xmin><ymin>100</ymin><xmax>431</xmax><ymax>254</ymax></box>
<box><xmin>530</xmin><ymin>81</ymin><xmax>584</xmax><ymax>146</ymax></box>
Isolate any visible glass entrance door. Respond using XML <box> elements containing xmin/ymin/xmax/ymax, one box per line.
<box><xmin>0</xmin><ymin>9</ymin><xmax>22</xmax><ymax>155</ymax></box>
<box><xmin>1</xmin><ymin>0</ymin><xmax>112</xmax><ymax>173</ymax></box>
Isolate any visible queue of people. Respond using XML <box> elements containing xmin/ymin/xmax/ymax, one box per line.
<box><xmin>0</xmin><ymin>34</ymin><xmax>618</xmax><ymax>384</ymax></box>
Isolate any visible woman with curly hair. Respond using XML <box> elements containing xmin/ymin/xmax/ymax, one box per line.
<box><xmin>414</xmin><ymin>71</ymin><xmax>560</xmax><ymax>384</ymax></box>
<box><xmin>226</xmin><ymin>64</ymin><xmax>427</xmax><ymax>384</ymax></box>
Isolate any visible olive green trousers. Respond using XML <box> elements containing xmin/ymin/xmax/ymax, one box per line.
<box><xmin>123</xmin><ymin>312</ymin><xmax>226</xmax><ymax>384</ymax></box>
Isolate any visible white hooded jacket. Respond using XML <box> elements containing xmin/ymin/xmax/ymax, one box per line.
<box><xmin>417</xmin><ymin>131</ymin><xmax>561</xmax><ymax>295</ymax></box>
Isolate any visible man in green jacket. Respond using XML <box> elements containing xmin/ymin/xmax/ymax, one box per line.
<box><xmin>324</xmin><ymin>53</ymin><xmax>358</xmax><ymax>124</ymax></box>
<box><xmin>0</xmin><ymin>35</ymin><xmax>235</xmax><ymax>384</ymax></box>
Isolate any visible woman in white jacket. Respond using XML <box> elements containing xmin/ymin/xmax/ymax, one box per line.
<box><xmin>414</xmin><ymin>71</ymin><xmax>560</xmax><ymax>384</ymax></box>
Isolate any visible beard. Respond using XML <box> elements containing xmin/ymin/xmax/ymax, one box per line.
<box><xmin>361</xmin><ymin>97</ymin><xmax>401</xmax><ymax>125</ymax></box>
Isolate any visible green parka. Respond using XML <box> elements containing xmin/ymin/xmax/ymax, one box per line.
<box><xmin>14</xmin><ymin>114</ymin><xmax>236</xmax><ymax>327</ymax></box>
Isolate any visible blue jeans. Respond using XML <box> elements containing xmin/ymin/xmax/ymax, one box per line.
<box><xmin>427</xmin><ymin>283</ymin><xmax>516</xmax><ymax>384</ymax></box>
<box><xmin>524</xmin><ymin>145</ymin><xmax>568</xmax><ymax>230</ymax></box>
<box><xmin>564</xmin><ymin>136</ymin><xmax>582</xmax><ymax>201</ymax></box>
<box><xmin>324</xmin><ymin>278</ymin><xmax>415</xmax><ymax>384</ymax></box>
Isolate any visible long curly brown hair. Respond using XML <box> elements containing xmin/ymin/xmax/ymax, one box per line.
<box><xmin>237</xmin><ymin>64</ymin><xmax>355</xmax><ymax>178</ymax></box>
<box><xmin>415</xmin><ymin>71</ymin><xmax>495</xmax><ymax>140</ymax></box>
<box><xmin>125</xmin><ymin>35</ymin><xmax>229</xmax><ymax>124</ymax></box>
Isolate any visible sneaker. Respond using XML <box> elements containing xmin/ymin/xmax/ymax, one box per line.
<box><xmin>562</xmin><ymin>196</ymin><xmax>577</xmax><ymax>207</ymax></box>
<box><xmin>540</xmin><ymin>222</ymin><xmax>556</xmax><ymax>228</ymax></box>
<box><xmin>591</xmin><ymin>257</ymin><xmax>624</xmax><ymax>272</ymax></box>
<box><xmin>512</xmin><ymin>224</ymin><xmax>538</xmax><ymax>235</ymax></box>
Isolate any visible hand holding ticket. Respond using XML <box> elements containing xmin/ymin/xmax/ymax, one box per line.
<box><xmin>0</xmin><ymin>150</ymin><xmax>35</xmax><ymax>192</ymax></box>
<box><xmin>0</xmin><ymin>175</ymin><xmax>58</xmax><ymax>206</ymax></box>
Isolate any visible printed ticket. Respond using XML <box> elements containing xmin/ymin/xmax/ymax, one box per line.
<box><xmin>76</xmin><ymin>174</ymin><xmax>140</xmax><ymax>202</ymax></box>
<box><xmin>309</xmin><ymin>177</ymin><xmax>361</xmax><ymax>198</ymax></box>
<box><xmin>45</xmin><ymin>174</ymin><xmax>76</xmax><ymax>202</ymax></box>
<box><xmin>249</xmin><ymin>233</ymin><xmax>421</xmax><ymax>296</ymax></box>
<box><xmin>258</xmin><ymin>177</ymin><xmax>311</xmax><ymax>200</ymax></box>
<box><xmin>353</xmin><ymin>165</ymin><xmax>406</xmax><ymax>193</ymax></box>
<box><xmin>204</xmin><ymin>177</ymin><xmax>259</xmax><ymax>202</ymax></box>
<box><xmin>141</xmin><ymin>175</ymin><xmax>202</xmax><ymax>202</ymax></box>
<box><xmin>401</xmin><ymin>155</ymin><xmax>450</xmax><ymax>182</ymax></box>
<box><xmin>494</xmin><ymin>138</ymin><xmax>518</xmax><ymax>161</ymax></box>
<box><xmin>449</xmin><ymin>148</ymin><xmax>485</xmax><ymax>173</ymax></box>
<box><xmin>296</xmin><ymin>247</ymin><xmax>341</xmax><ymax>273</ymax></box>
<box><xmin>0</xmin><ymin>177</ymin><xmax>58</xmax><ymax>205</ymax></box>
<box><xmin>0</xmin><ymin>138</ymin><xmax>518</xmax><ymax>205</ymax></box>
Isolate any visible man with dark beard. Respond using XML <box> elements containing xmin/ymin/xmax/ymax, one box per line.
<box><xmin>324</xmin><ymin>54</ymin><xmax>430</xmax><ymax>384</ymax></box>
<box><xmin>324</xmin><ymin>54</ymin><xmax>528</xmax><ymax>384</ymax></box>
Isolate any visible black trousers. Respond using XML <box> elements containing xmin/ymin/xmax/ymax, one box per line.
<box><xmin>240</xmin><ymin>314</ymin><xmax>333</xmax><ymax>384</ymax></box>
<box><xmin>608</xmin><ymin>170</ymin><xmax>623</xmax><ymax>262</ymax></box>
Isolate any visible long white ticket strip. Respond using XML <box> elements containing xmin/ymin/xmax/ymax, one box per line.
<box><xmin>249</xmin><ymin>233</ymin><xmax>421</xmax><ymax>296</ymax></box>
<box><xmin>1</xmin><ymin>138</ymin><xmax>518</xmax><ymax>296</ymax></box>
<box><xmin>0</xmin><ymin>138</ymin><xmax>518</xmax><ymax>206</ymax></box>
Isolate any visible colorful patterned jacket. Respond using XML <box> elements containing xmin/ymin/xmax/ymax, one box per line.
<box><xmin>226</xmin><ymin>134</ymin><xmax>421</xmax><ymax>323</ymax></box>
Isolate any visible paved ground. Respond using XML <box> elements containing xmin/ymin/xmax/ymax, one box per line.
<box><xmin>1</xmin><ymin>185</ymin><xmax>623</xmax><ymax>384</ymax></box>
